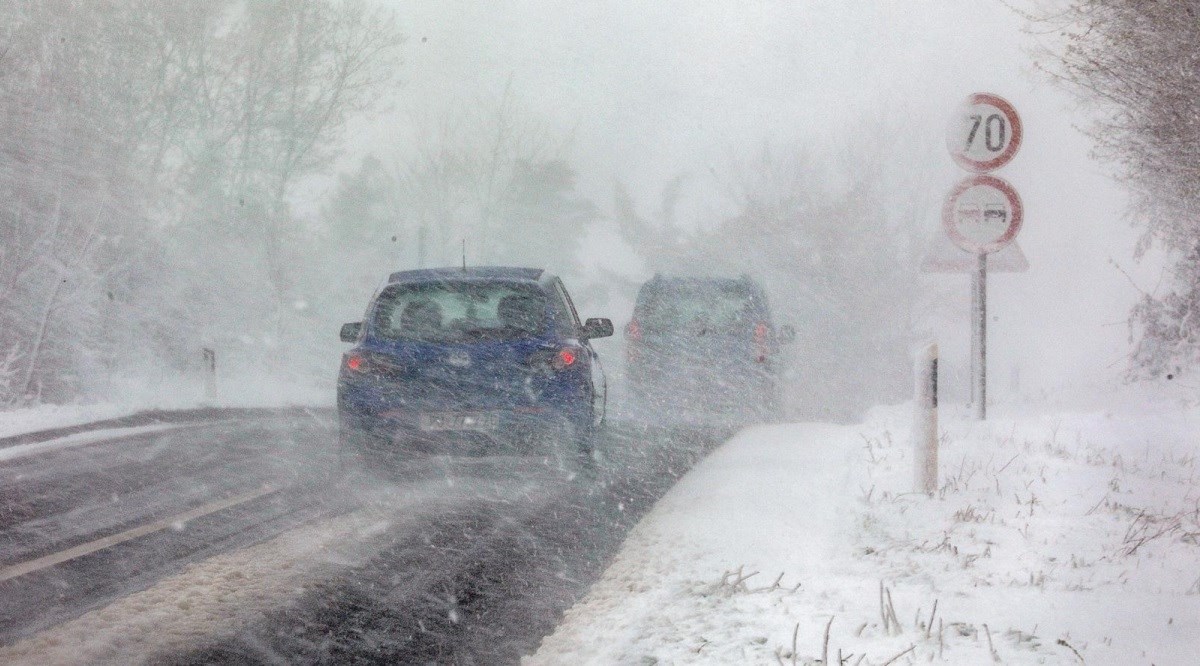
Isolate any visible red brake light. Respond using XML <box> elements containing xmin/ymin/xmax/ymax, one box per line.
<box><xmin>753</xmin><ymin>323</ymin><xmax>769</xmax><ymax>363</ymax></box>
<box><xmin>625</xmin><ymin>319</ymin><xmax>641</xmax><ymax>364</ymax></box>
<box><xmin>346</xmin><ymin>355</ymin><xmax>364</xmax><ymax>372</ymax></box>
<box><xmin>531</xmin><ymin>347</ymin><xmax>581</xmax><ymax>371</ymax></box>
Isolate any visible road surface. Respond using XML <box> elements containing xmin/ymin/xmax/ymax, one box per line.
<box><xmin>0</xmin><ymin>407</ymin><xmax>726</xmax><ymax>664</ymax></box>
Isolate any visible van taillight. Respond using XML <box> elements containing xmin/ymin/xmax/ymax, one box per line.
<box><xmin>626</xmin><ymin>319</ymin><xmax>641</xmax><ymax>364</ymax></box>
<box><xmin>753</xmin><ymin>322</ymin><xmax>769</xmax><ymax>363</ymax></box>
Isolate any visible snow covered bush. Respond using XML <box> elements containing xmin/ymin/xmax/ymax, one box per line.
<box><xmin>1041</xmin><ymin>1</ymin><xmax>1200</xmax><ymax>378</ymax></box>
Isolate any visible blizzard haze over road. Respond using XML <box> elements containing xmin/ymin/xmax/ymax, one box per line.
<box><xmin>365</xmin><ymin>0</ymin><xmax>1147</xmax><ymax>410</ymax></box>
<box><xmin>1</xmin><ymin>1</ymin><xmax>1195</xmax><ymax>664</ymax></box>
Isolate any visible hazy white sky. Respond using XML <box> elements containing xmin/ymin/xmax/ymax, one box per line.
<box><xmin>382</xmin><ymin>1</ymin><xmax>1042</xmax><ymax>193</ymax></box>
<box><xmin>355</xmin><ymin>0</ymin><xmax>1154</xmax><ymax>399</ymax></box>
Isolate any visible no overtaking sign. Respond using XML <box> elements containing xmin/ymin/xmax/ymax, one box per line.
<box><xmin>941</xmin><ymin>174</ymin><xmax>1023</xmax><ymax>255</ymax></box>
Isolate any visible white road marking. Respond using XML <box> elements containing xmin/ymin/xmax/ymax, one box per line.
<box><xmin>0</xmin><ymin>485</ymin><xmax>279</xmax><ymax>584</ymax></box>
<box><xmin>0</xmin><ymin>423</ymin><xmax>204</xmax><ymax>463</ymax></box>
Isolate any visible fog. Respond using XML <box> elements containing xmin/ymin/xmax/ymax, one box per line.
<box><xmin>360</xmin><ymin>0</ymin><xmax>1152</xmax><ymax>411</ymax></box>
<box><xmin>0</xmin><ymin>0</ymin><xmax>1157</xmax><ymax>413</ymax></box>
<box><xmin>2</xmin><ymin>2</ymin><xmax>1194</xmax><ymax>664</ymax></box>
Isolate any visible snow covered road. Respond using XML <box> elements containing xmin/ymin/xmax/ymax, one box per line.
<box><xmin>0</xmin><ymin>410</ymin><xmax>347</xmax><ymax>645</ymax></box>
<box><xmin>0</xmin><ymin>410</ymin><xmax>728</xmax><ymax>664</ymax></box>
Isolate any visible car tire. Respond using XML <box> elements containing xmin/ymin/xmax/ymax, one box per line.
<box><xmin>338</xmin><ymin>430</ymin><xmax>360</xmax><ymax>472</ymax></box>
<box><xmin>763</xmin><ymin>379</ymin><xmax>782</xmax><ymax>421</ymax></box>
<box><xmin>338</xmin><ymin>419</ymin><xmax>373</xmax><ymax>475</ymax></box>
<box><xmin>541</xmin><ymin>416</ymin><xmax>594</xmax><ymax>481</ymax></box>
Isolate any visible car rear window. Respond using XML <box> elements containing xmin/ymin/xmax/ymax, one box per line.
<box><xmin>637</xmin><ymin>283</ymin><xmax>758</xmax><ymax>332</ymax></box>
<box><xmin>372</xmin><ymin>281</ymin><xmax>547</xmax><ymax>341</ymax></box>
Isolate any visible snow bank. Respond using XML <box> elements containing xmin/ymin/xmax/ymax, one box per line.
<box><xmin>527</xmin><ymin>405</ymin><xmax>1200</xmax><ymax>665</ymax></box>
<box><xmin>0</xmin><ymin>374</ymin><xmax>329</xmax><ymax>440</ymax></box>
<box><xmin>0</xmin><ymin>404</ymin><xmax>156</xmax><ymax>440</ymax></box>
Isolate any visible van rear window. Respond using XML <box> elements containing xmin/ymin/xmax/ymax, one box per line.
<box><xmin>637</xmin><ymin>284</ymin><xmax>757</xmax><ymax>332</ymax></box>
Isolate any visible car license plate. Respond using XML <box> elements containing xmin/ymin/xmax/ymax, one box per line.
<box><xmin>419</xmin><ymin>411</ymin><xmax>498</xmax><ymax>432</ymax></box>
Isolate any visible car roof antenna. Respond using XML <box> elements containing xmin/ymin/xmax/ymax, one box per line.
<box><xmin>461</xmin><ymin>239</ymin><xmax>467</xmax><ymax>271</ymax></box>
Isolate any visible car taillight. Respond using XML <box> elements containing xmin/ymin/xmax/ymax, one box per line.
<box><xmin>346</xmin><ymin>354</ymin><xmax>366</xmax><ymax>372</ymax></box>
<box><xmin>753</xmin><ymin>322</ymin><xmax>769</xmax><ymax>363</ymax></box>
<box><xmin>529</xmin><ymin>347</ymin><xmax>582</xmax><ymax>372</ymax></box>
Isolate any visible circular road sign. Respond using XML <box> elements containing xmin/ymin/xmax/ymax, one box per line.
<box><xmin>946</xmin><ymin>93</ymin><xmax>1023</xmax><ymax>173</ymax></box>
<box><xmin>942</xmin><ymin>174</ymin><xmax>1023</xmax><ymax>254</ymax></box>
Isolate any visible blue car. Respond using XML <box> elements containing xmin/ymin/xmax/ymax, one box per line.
<box><xmin>336</xmin><ymin>267</ymin><xmax>612</xmax><ymax>474</ymax></box>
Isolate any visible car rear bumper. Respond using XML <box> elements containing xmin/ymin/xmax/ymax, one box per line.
<box><xmin>631</xmin><ymin>365</ymin><xmax>775</xmax><ymax>401</ymax></box>
<box><xmin>340</xmin><ymin>406</ymin><xmax>580</xmax><ymax>456</ymax></box>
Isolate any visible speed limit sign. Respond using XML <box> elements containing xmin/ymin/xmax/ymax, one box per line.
<box><xmin>946</xmin><ymin>93</ymin><xmax>1023</xmax><ymax>173</ymax></box>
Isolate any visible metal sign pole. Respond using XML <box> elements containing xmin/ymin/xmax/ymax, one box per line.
<box><xmin>969</xmin><ymin>275</ymin><xmax>978</xmax><ymax>406</ymax></box>
<box><xmin>972</xmin><ymin>252</ymin><xmax>987</xmax><ymax>420</ymax></box>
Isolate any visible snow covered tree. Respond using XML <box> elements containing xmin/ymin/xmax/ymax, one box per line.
<box><xmin>1041</xmin><ymin>1</ymin><xmax>1200</xmax><ymax>377</ymax></box>
<box><xmin>306</xmin><ymin>153</ymin><xmax>407</xmax><ymax>344</ymax></box>
<box><xmin>0</xmin><ymin>1</ymin><xmax>149</xmax><ymax>402</ymax></box>
<box><xmin>0</xmin><ymin>1</ymin><xmax>402</xmax><ymax>403</ymax></box>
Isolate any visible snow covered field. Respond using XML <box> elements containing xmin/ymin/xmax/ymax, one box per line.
<box><xmin>528</xmin><ymin>400</ymin><xmax>1200</xmax><ymax>665</ymax></box>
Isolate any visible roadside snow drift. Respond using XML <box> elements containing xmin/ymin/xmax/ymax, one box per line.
<box><xmin>527</xmin><ymin>406</ymin><xmax>1200</xmax><ymax>665</ymax></box>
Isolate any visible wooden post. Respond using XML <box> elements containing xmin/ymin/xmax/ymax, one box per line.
<box><xmin>202</xmin><ymin>348</ymin><xmax>216</xmax><ymax>400</ymax></box>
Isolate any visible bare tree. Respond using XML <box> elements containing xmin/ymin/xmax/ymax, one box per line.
<box><xmin>393</xmin><ymin>87</ymin><xmax>595</xmax><ymax>271</ymax></box>
<box><xmin>176</xmin><ymin>1</ymin><xmax>402</xmax><ymax>370</ymax></box>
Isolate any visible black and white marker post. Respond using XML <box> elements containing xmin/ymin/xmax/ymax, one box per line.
<box><xmin>944</xmin><ymin>94</ymin><xmax>1024</xmax><ymax>421</ymax></box>
<box><xmin>914</xmin><ymin>341</ymin><xmax>939</xmax><ymax>494</ymax></box>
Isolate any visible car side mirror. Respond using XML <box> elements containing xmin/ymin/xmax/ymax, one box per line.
<box><xmin>340</xmin><ymin>322</ymin><xmax>362</xmax><ymax>343</ymax></box>
<box><xmin>582</xmin><ymin>317</ymin><xmax>614</xmax><ymax>339</ymax></box>
<box><xmin>779</xmin><ymin>324</ymin><xmax>796</xmax><ymax>344</ymax></box>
